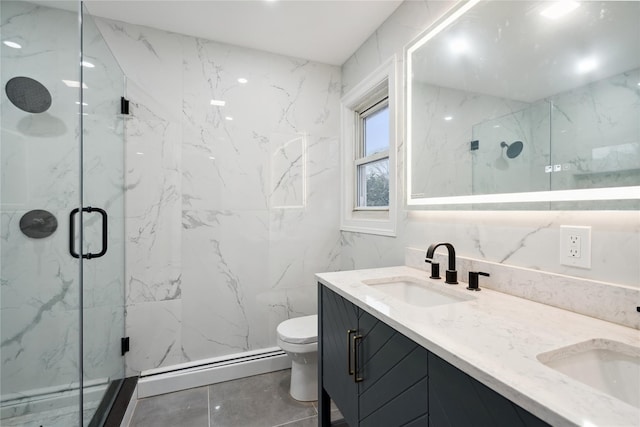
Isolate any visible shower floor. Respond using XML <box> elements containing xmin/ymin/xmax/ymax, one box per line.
<box><xmin>1</xmin><ymin>401</ymin><xmax>97</xmax><ymax>427</ymax></box>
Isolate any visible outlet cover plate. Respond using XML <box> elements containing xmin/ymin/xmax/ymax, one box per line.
<box><xmin>560</xmin><ymin>225</ymin><xmax>591</xmax><ymax>269</ymax></box>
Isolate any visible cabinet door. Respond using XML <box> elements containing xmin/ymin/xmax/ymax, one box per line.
<box><xmin>428</xmin><ymin>353</ymin><xmax>550</xmax><ymax>427</ymax></box>
<box><xmin>321</xmin><ymin>286</ymin><xmax>359</xmax><ymax>427</ymax></box>
<box><xmin>357</xmin><ymin>310</ymin><xmax>429</xmax><ymax>427</ymax></box>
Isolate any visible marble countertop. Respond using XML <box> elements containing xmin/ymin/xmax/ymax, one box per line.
<box><xmin>316</xmin><ymin>266</ymin><xmax>640</xmax><ymax>427</ymax></box>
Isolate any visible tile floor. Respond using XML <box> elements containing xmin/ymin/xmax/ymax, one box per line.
<box><xmin>128</xmin><ymin>369</ymin><xmax>338</xmax><ymax>427</ymax></box>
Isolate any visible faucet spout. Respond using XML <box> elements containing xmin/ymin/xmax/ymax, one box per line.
<box><xmin>425</xmin><ymin>242</ymin><xmax>458</xmax><ymax>284</ymax></box>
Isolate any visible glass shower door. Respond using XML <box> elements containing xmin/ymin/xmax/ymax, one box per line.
<box><xmin>80</xmin><ymin>5</ymin><xmax>126</xmax><ymax>425</ymax></box>
<box><xmin>1</xmin><ymin>1</ymin><xmax>83</xmax><ymax>425</ymax></box>
<box><xmin>1</xmin><ymin>1</ymin><xmax>126</xmax><ymax>425</ymax></box>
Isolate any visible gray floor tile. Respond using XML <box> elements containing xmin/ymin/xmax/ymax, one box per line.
<box><xmin>209</xmin><ymin>370</ymin><xmax>316</xmax><ymax>427</ymax></box>
<box><xmin>274</xmin><ymin>415</ymin><xmax>318</xmax><ymax>427</ymax></box>
<box><xmin>129</xmin><ymin>386</ymin><xmax>209</xmax><ymax>427</ymax></box>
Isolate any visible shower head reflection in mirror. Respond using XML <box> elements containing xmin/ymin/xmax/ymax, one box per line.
<box><xmin>500</xmin><ymin>141</ymin><xmax>524</xmax><ymax>159</ymax></box>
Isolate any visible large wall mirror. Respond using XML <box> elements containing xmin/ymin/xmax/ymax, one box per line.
<box><xmin>406</xmin><ymin>0</ymin><xmax>640</xmax><ymax>208</ymax></box>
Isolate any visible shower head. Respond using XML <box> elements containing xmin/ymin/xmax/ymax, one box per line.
<box><xmin>500</xmin><ymin>140</ymin><xmax>524</xmax><ymax>159</ymax></box>
<box><xmin>5</xmin><ymin>76</ymin><xmax>52</xmax><ymax>113</ymax></box>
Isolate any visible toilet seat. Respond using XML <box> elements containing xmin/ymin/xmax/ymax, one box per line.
<box><xmin>277</xmin><ymin>314</ymin><xmax>317</xmax><ymax>344</ymax></box>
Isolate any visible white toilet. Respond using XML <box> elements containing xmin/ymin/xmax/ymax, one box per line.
<box><xmin>276</xmin><ymin>314</ymin><xmax>318</xmax><ymax>402</ymax></box>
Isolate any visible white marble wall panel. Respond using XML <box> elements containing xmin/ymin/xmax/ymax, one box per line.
<box><xmin>82</xmin><ymin>305</ymin><xmax>124</xmax><ymax>380</ymax></box>
<box><xmin>1</xmin><ymin>1</ymin><xmax>82</xmax><ymax>398</ymax></box>
<box><xmin>125</xmin><ymin>300</ymin><xmax>182</xmax><ymax>375</ymax></box>
<box><xmin>181</xmin><ymin>210</ymin><xmax>270</xmax><ymax>360</ymax></box>
<box><xmin>550</xmin><ymin>68</ymin><xmax>640</xmax><ymax>190</ymax></box>
<box><xmin>342</xmin><ymin>0</ymin><xmax>455</xmax><ymax>93</ymax></box>
<box><xmin>340</xmin><ymin>0</ymin><xmax>640</xmax><ymax>290</ymax></box>
<box><xmin>124</xmin><ymin>111</ymin><xmax>182</xmax><ymax>304</ymax></box>
<box><xmin>95</xmin><ymin>17</ymin><xmax>341</xmax><ymax>373</ymax></box>
<box><xmin>93</xmin><ymin>19</ymin><xmax>183</xmax><ymax>124</ymax></box>
<box><xmin>94</xmin><ymin>20</ymin><xmax>184</xmax><ymax>313</ymax></box>
<box><xmin>270</xmin><ymin>133</ymin><xmax>306</xmax><ymax>208</ymax></box>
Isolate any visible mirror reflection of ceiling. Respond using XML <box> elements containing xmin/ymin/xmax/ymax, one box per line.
<box><xmin>412</xmin><ymin>0</ymin><xmax>640</xmax><ymax>102</ymax></box>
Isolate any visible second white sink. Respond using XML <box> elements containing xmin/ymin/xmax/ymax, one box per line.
<box><xmin>537</xmin><ymin>339</ymin><xmax>640</xmax><ymax>409</ymax></box>
<box><xmin>362</xmin><ymin>276</ymin><xmax>475</xmax><ymax>308</ymax></box>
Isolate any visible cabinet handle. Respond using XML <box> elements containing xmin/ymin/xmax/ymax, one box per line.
<box><xmin>353</xmin><ymin>335</ymin><xmax>363</xmax><ymax>383</ymax></box>
<box><xmin>347</xmin><ymin>329</ymin><xmax>356</xmax><ymax>375</ymax></box>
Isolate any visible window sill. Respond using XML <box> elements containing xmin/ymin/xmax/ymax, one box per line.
<box><xmin>341</xmin><ymin>209</ymin><xmax>396</xmax><ymax>237</ymax></box>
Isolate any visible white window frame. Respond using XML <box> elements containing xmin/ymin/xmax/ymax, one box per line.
<box><xmin>340</xmin><ymin>56</ymin><xmax>397</xmax><ymax>236</ymax></box>
<box><xmin>354</xmin><ymin>96</ymin><xmax>390</xmax><ymax>210</ymax></box>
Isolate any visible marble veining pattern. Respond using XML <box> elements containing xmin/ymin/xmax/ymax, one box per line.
<box><xmin>405</xmin><ymin>247</ymin><xmax>640</xmax><ymax>329</ymax></box>
<box><xmin>317</xmin><ymin>266</ymin><xmax>640</xmax><ymax>427</ymax></box>
<box><xmin>95</xmin><ymin>17</ymin><xmax>341</xmax><ymax>374</ymax></box>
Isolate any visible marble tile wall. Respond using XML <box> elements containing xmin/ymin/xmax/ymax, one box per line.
<box><xmin>95</xmin><ymin>19</ymin><xmax>342</xmax><ymax>374</ymax></box>
<box><xmin>550</xmin><ymin>68</ymin><xmax>640</xmax><ymax>190</ymax></box>
<box><xmin>341</xmin><ymin>0</ymin><xmax>640</xmax><ymax>288</ymax></box>
<box><xmin>410</xmin><ymin>82</ymin><xmax>530</xmax><ymax>198</ymax></box>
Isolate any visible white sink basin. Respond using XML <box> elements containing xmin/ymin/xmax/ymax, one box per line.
<box><xmin>361</xmin><ymin>276</ymin><xmax>475</xmax><ymax>308</ymax></box>
<box><xmin>537</xmin><ymin>339</ymin><xmax>640</xmax><ymax>408</ymax></box>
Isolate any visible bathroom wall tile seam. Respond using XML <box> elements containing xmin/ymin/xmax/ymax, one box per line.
<box><xmin>94</xmin><ymin>17</ymin><xmax>342</xmax><ymax>375</ymax></box>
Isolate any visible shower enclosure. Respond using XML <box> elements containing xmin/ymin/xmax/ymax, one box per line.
<box><xmin>1</xmin><ymin>1</ymin><xmax>126</xmax><ymax>426</ymax></box>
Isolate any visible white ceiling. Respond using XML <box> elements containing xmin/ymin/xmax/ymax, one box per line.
<box><xmin>80</xmin><ymin>0</ymin><xmax>403</xmax><ymax>66</ymax></box>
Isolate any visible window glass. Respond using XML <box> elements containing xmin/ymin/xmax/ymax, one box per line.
<box><xmin>364</xmin><ymin>106</ymin><xmax>389</xmax><ymax>156</ymax></box>
<box><xmin>357</xmin><ymin>158</ymin><xmax>389</xmax><ymax>207</ymax></box>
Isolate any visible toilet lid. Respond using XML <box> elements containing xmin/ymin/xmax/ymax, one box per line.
<box><xmin>277</xmin><ymin>315</ymin><xmax>317</xmax><ymax>344</ymax></box>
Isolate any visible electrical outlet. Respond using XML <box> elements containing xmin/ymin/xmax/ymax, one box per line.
<box><xmin>568</xmin><ymin>235</ymin><xmax>581</xmax><ymax>258</ymax></box>
<box><xmin>560</xmin><ymin>226</ymin><xmax>591</xmax><ymax>269</ymax></box>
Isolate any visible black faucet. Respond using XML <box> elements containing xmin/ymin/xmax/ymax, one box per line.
<box><xmin>425</xmin><ymin>243</ymin><xmax>458</xmax><ymax>284</ymax></box>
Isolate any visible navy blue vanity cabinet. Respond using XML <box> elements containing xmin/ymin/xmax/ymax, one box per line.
<box><xmin>320</xmin><ymin>285</ymin><xmax>359</xmax><ymax>426</ymax></box>
<box><xmin>357</xmin><ymin>308</ymin><xmax>429</xmax><ymax>426</ymax></box>
<box><xmin>319</xmin><ymin>284</ymin><xmax>551</xmax><ymax>427</ymax></box>
<box><xmin>319</xmin><ymin>285</ymin><xmax>429</xmax><ymax>427</ymax></box>
<box><xmin>428</xmin><ymin>353</ymin><xmax>550</xmax><ymax>427</ymax></box>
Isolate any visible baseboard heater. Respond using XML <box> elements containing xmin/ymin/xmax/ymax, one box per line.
<box><xmin>136</xmin><ymin>347</ymin><xmax>289</xmax><ymax>399</ymax></box>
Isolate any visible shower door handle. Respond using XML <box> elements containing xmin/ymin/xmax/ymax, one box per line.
<box><xmin>69</xmin><ymin>207</ymin><xmax>108</xmax><ymax>259</ymax></box>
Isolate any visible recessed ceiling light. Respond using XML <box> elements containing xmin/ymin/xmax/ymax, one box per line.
<box><xmin>136</xmin><ymin>152</ymin><xmax>144</xmax><ymax>155</ymax></box>
<box><xmin>3</xmin><ymin>41</ymin><xmax>22</xmax><ymax>49</ymax></box>
<box><xmin>577</xmin><ymin>57</ymin><xmax>597</xmax><ymax>74</ymax></box>
<box><xmin>75</xmin><ymin>102</ymin><xmax>88</xmax><ymax>106</ymax></box>
<box><xmin>540</xmin><ymin>1</ymin><xmax>580</xmax><ymax>20</ymax></box>
<box><xmin>237</xmin><ymin>78</ymin><xmax>248</xmax><ymax>84</ymax></box>
<box><xmin>225</xmin><ymin>116</ymin><xmax>234</xmax><ymax>121</ymax></box>
<box><xmin>62</xmin><ymin>79</ymin><xmax>88</xmax><ymax>89</ymax></box>
<box><xmin>444</xmin><ymin>116</ymin><xmax>453</xmax><ymax>121</ymax></box>
<box><xmin>81</xmin><ymin>61</ymin><xmax>95</xmax><ymax>68</ymax></box>
<box><xmin>209</xmin><ymin>156</ymin><xmax>216</xmax><ymax>160</ymax></box>
<box><xmin>210</xmin><ymin>99</ymin><xmax>226</xmax><ymax>107</ymax></box>
<box><xmin>449</xmin><ymin>38</ymin><xmax>469</xmax><ymax>54</ymax></box>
